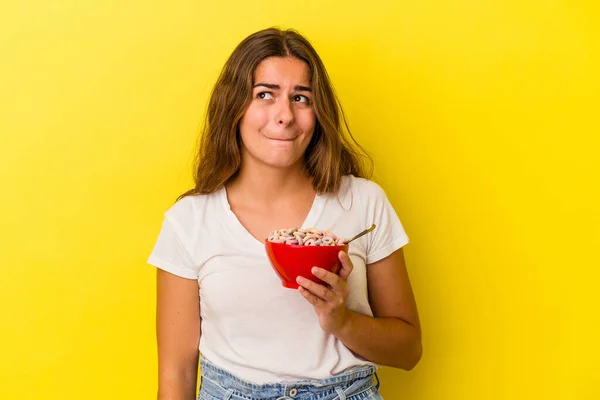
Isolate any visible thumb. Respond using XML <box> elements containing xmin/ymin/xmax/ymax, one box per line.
<box><xmin>337</xmin><ymin>251</ymin><xmax>353</xmax><ymax>281</ymax></box>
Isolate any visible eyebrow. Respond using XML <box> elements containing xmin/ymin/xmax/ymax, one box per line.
<box><xmin>253</xmin><ymin>83</ymin><xmax>312</xmax><ymax>92</ymax></box>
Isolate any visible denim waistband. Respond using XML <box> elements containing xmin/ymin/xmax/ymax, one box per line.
<box><xmin>199</xmin><ymin>356</ymin><xmax>380</xmax><ymax>400</ymax></box>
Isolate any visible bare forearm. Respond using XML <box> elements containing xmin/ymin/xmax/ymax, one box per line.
<box><xmin>335</xmin><ymin>310</ymin><xmax>422</xmax><ymax>370</ymax></box>
<box><xmin>156</xmin><ymin>270</ymin><xmax>201</xmax><ymax>400</ymax></box>
<box><xmin>157</xmin><ymin>354</ymin><xmax>199</xmax><ymax>400</ymax></box>
<box><xmin>158</xmin><ymin>376</ymin><xmax>197</xmax><ymax>400</ymax></box>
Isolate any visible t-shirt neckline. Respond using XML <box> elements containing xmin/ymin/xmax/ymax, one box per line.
<box><xmin>218</xmin><ymin>185</ymin><xmax>326</xmax><ymax>253</ymax></box>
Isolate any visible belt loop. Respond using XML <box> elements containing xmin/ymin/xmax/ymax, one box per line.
<box><xmin>224</xmin><ymin>388</ymin><xmax>234</xmax><ymax>400</ymax></box>
<box><xmin>334</xmin><ymin>386</ymin><xmax>347</xmax><ymax>400</ymax></box>
<box><xmin>374</xmin><ymin>371</ymin><xmax>380</xmax><ymax>390</ymax></box>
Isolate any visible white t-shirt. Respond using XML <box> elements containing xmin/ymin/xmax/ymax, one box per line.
<box><xmin>147</xmin><ymin>175</ymin><xmax>409</xmax><ymax>384</ymax></box>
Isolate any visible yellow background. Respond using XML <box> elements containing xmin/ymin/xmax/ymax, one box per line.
<box><xmin>1</xmin><ymin>1</ymin><xmax>598</xmax><ymax>399</ymax></box>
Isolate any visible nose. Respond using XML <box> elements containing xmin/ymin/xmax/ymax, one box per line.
<box><xmin>275</xmin><ymin>98</ymin><xmax>294</xmax><ymax>126</ymax></box>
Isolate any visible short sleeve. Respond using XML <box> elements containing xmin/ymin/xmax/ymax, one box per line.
<box><xmin>362</xmin><ymin>181</ymin><xmax>410</xmax><ymax>264</ymax></box>
<box><xmin>147</xmin><ymin>213</ymin><xmax>199</xmax><ymax>280</ymax></box>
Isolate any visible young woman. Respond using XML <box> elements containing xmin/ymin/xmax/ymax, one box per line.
<box><xmin>148</xmin><ymin>27</ymin><xmax>422</xmax><ymax>400</ymax></box>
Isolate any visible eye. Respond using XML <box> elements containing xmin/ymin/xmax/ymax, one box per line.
<box><xmin>292</xmin><ymin>94</ymin><xmax>310</xmax><ymax>104</ymax></box>
<box><xmin>257</xmin><ymin>92</ymin><xmax>274</xmax><ymax>100</ymax></box>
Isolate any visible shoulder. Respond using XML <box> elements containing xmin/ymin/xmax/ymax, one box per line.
<box><xmin>164</xmin><ymin>195</ymin><xmax>194</xmax><ymax>218</ymax></box>
<box><xmin>165</xmin><ymin>194</ymin><xmax>198</xmax><ymax>220</ymax></box>
<box><xmin>163</xmin><ymin>190</ymin><xmax>221</xmax><ymax>226</ymax></box>
<box><xmin>341</xmin><ymin>175</ymin><xmax>388</xmax><ymax>201</ymax></box>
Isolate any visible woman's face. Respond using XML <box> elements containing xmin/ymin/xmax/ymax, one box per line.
<box><xmin>238</xmin><ymin>56</ymin><xmax>316</xmax><ymax>171</ymax></box>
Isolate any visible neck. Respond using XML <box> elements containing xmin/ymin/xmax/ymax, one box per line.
<box><xmin>227</xmin><ymin>159</ymin><xmax>314</xmax><ymax>204</ymax></box>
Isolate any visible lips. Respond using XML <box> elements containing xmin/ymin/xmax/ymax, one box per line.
<box><xmin>265</xmin><ymin>136</ymin><xmax>296</xmax><ymax>141</ymax></box>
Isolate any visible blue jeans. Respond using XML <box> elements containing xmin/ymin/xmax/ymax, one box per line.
<box><xmin>198</xmin><ymin>356</ymin><xmax>383</xmax><ymax>400</ymax></box>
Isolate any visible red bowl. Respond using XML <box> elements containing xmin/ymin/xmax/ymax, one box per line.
<box><xmin>265</xmin><ymin>241</ymin><xmax>349</xmax><ymax>289</ymax></box>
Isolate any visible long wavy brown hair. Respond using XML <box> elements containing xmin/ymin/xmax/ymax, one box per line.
<box><xmin>178</xmin><ymin>27</ymin><xmax>372</xmax><ymax>200</ymax></box>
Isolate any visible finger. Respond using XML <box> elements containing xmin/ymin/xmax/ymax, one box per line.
<box><xmin>312</xmin><ymin>267</ymin><xmax>342</xmax><ymax>289</ymax></box>
<box><xmin>298</xmin><ymin>286</ymin><xmax>321</xmax><ymax>306</ymax></box>
<box><xmin>337</xmin><ymin>251</ymin><xmax>354</xmax><ymax>281</ymax></box>
<box><xmin>297</xmin><ymin>276</ymin><xmax>333</xmax><ymax>302</ymax></box>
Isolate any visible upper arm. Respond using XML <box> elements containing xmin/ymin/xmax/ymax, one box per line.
<box><xmin>156</xmin><ymin>269</ymin><xmax>201</xmax><ymax>380</ymax></box>
<box><xmin>367</xmin><ymin>248</ymin><xmax>421</xmax><ymax>333</ymax></box>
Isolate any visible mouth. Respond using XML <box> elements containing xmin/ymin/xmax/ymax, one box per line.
<box><xmin>265</xmin><ymin>136</ymin><xmax>297</xmax><ymax>142</ymax></box>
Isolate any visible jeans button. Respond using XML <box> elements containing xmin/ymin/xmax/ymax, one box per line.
<box><xmin>289</xmin><ymin>388</ymin><xmax>298</xmax><ymax>397</ymax></box>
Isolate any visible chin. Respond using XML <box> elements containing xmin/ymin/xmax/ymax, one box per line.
<box><xmin>266</xmin><ymin>160</ymin><xmax>303</xmax><ymax>170</ymax></box>
<box><xmin>241</xmin><ymin>146</ymin><xmax>308</xmax><ymax>171</ymax></box>
<box><xmin>262</xmin><ymin>155</ymin><xmax>305</xmax><ymax>170</ymax></box>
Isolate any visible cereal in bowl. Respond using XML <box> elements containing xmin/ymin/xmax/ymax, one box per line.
<box><xmin>267</xmin><ymin>228</ymin><xmax>346</xmax><ymax>246</ymax></box>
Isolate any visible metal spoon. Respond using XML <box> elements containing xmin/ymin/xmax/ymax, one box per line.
<box><xmin>343</xmin><ymin>224</ymin><xmax>376</xmax><ymax>244</ymax></box>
